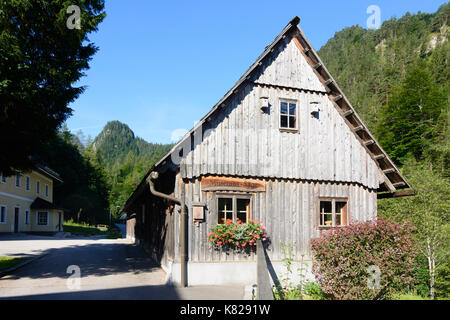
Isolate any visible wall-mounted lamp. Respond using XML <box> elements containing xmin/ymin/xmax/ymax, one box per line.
<box><xmin>310</xmin><ymin>102</ymin><xmax>320</xmax><ymax>118</ymax></box>
<box><xmin>260</xmin><ymin>96</ymin><xmax>269</xmax><ymax>113</ymax></box>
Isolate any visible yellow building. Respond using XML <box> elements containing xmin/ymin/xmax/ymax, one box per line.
<box><xmin>0</xmin><ymin>164</ymin><xmax>64</xmax><ymax>233</ymax></box>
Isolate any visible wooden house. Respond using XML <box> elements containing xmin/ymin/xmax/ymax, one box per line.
<box><xmin>122</xmin><ymin>17</ymin><xmax>413</xmax><ymax>287</ymax></box>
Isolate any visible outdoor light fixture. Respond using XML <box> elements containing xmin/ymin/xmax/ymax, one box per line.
<box><xmin>310</xmin><ymin>102</ymin><xmax>320</xmax><ymax>117</ymax></box>
<box><xmin>260</xmin><ymin>97</ymin><xmax>269</xmax><ymax>113</ymax></box>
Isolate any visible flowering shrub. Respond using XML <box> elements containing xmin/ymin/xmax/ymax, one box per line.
<box><xmin>309</xmin><ymin>218</ymin><xmax>417</xmax><ymax>300</ymax></box>
<box><xmin>208</xmin><ymin>218</ymin><xmax>268</xmax><ymax>248</ymax></box>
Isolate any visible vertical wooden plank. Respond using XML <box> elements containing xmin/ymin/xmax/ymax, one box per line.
<box><xmin>301</xmin><ymin>181</ymin><xmax>308</xmax><ymax>254</ymax></box>
<box><xmin>310</xmin><ymin>181</ymin><xmax>317</xmax><ymax>250</ymax></box>
<box><xmin>273</xmin><ymin>179</ymin><xmax>280</xmax><ymax>260</ymax></box>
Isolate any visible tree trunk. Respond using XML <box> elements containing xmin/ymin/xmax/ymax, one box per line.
<box><xmin>426</xmin><ymin>238</ymin><xmax>436</xmax><ymax>300</ymax></box>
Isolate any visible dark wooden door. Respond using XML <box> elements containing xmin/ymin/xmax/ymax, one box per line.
<box><xmin>14</xmin><ymin>208</ymin><xmax>19</xmax><ymax>233</ymax></box>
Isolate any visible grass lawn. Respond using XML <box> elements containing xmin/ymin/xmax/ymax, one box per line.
<box><xmin>0</xmin><ymin>256</ymin><xmax>28</xmax><ymax>271</ymax></box>
<box><xmin>63</xmin><ymin>221</ymin><xmax>109</xmax><ymax>236</ymax></box>
<box><xmin>63</xmin><ymin>221</ymin><xmax>122</xmax><ymax>238</ymax></box>
<box><xmin>392</xmin><ymin>293</ymin><xmax>430</xmax><ymax>300</ymax></box>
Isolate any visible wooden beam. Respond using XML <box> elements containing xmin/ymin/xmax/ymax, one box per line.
<box><xmin>383</xmin><ymin>168</ymin><xmax>396</xmax><ymax>174</ymax></box>
<box><xmin>313</xmin><ymin>62</ymin><xmax>322</xmax><ymax>69</ymax></box>
<box><xmin>353</xmin><ymin>125</ymin><xmax>364</xmax><ymax>132</ymax></box>
<box><xmin>378</xmin><ymin>190</ymin><xmax>417</xmax><ymax>199</ymax></box>
<box><xmin>343</xmin><ymin>109</ymin><xmax>354</xmax><ymax>117</ymax></box>
<box><xmin>375</xmin><ymin>154</ymin><xmax>386</xmax><ymax>160</ymax></box>
<box><xmin>393</xmin><ymin>182</ymin><xmax>406</xmax><ymax>188</ymax></box>
<box><xmin>303</xmin><ymin>47</ymin><xmax>310</xmax><ymax>53</ymax></box>
<box><xmin>332</xmin><ymin>94</ymin><xmax>343</xmax><ymax>102</ymax></box>
<box><xmin>364</xmin><ymin>140</ymin><xmax>375</xmax><ymax>146</ymax></box>
<box><xmin>383</xmin><ymin>175</ymin><xmax>396</xmax><ymax>193</ymax></box>
<box><xmin>324</xmin><ymin>78</ymin><xmax>333</xmax><ymax>86</ymax></box>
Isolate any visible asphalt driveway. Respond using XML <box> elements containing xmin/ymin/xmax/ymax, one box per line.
<box><xmin>0</xmin><ymin>235</ymin><xmax>245</xmax><ymax>300</ymax></box>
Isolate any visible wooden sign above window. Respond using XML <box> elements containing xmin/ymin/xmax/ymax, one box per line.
<box><xmin>201</xmin><ymin>176</ymin><xmax>266</xmax><ymax>192</ymax></box>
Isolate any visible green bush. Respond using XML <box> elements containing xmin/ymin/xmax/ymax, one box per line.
<box><xmin>310</xmin><ymin>219</ymin><xmax>417</xmax><ymax>300</ymax></box>
<box><xmin>304</xmin><ymin>281</ymin><xmax>326</xmax><ymax>300</ymax></box>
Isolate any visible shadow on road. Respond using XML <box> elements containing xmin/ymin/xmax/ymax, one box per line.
<box><xmin>2</xmin><ymin>284</ymin><xmax>181</xmax><ymax>300</ymax></box>
<box><xmin>2</xmin><ymin>241</ymin><xmax>158</xmax><ymax>280</ymax></box>
<box><xmin>0</xmin><ymin>238</ymin><xmax>184</xmax><ymax>299</ymax></box>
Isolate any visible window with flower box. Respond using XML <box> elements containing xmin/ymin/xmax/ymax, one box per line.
<box><xmin>217</xmin><ymin>194</ymin><xmax>251</xmax><ymax>224</ymax></box>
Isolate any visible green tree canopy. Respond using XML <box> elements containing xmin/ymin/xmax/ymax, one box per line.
<box><xmin>377</xmin><ymin>64</ymin><xmax>446</xmax><ymax>164</ymax></box>
<box><xmin>0</xmin><ymin>0</ymin><xmax>105</xmax><ymax>175</ymax></box>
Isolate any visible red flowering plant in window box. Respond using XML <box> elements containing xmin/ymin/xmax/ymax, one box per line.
<box><xmin>208</xmin><ymin>218</ymin><xmax>268</xmax><ymax>250</ymax></box>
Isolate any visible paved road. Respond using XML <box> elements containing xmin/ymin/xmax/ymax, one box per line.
<box><xmin>0</xmin><ymin>236</ymin><xmax>244</xmax><ymax>300</ymax></box>
<box><xmin>115</xmin><ymin>223</ymin><xmax>126</xmax><ymax>239</ymax></box>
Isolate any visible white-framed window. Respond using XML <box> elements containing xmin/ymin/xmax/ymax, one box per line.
<box><xmin>0</xmin><ymin>205</ymin><xmax>7</xmax><ymax>224</ymax></box>
<box><xmin>26</xmin><ymin>176</ymin><xmax>30</xmax><ymax>190</ymax></box>
<box><xmin>15</xmin><ymin>172</ymin><xmax>21</xmax><ymax>187</ymax></box>
<box><xmin>279</xmin><ymin>99</ymin><xmax>298</xmax><ymax>131</ymax></box>
<box><xmin>36</xmin><ymin>181</ymin><xmax>40</xmax><ymax>194</ymax></box>
<box><xmin>37</xmin><ymin>211</ymin><xmax>48</xmax><ymax>226</ymax></box>
<box><xmin>216</xmin><ymin>194</ymin><xmax>251</xmax><ymax>224</ymax></box>
<box><xmin>25</xmin><ymin>210</ymin><xmax>30</xmax><ymax>225</ymax></box>
<box><xmin>45</xmin><ymin>184</ymin><xmax>49</xmax><ymax>197</ymax></box>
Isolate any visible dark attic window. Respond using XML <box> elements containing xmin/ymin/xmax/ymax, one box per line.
<box><xmin>280</xmin><ymin>100</ymin><xmax>297</xmax><ymax>131</ymax></box>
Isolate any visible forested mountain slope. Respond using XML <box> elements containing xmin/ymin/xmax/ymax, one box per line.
<box><xmin>92</xmin><ymin>121</ymin><xmax>173</xmax><ymax>212</ymax></box>
<box><xmin>318</xmin><ymin>3</ymin><xmax>449</xmax><ymax>134</ymax></box>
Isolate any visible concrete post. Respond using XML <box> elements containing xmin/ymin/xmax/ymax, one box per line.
<box><xmin>256</xmin><ymin>240</ymin><xmax>274</xmax><ymax>300</ymax></box>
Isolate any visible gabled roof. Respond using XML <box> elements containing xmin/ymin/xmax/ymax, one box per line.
<box><xmin>122</xmin><ymin>17</ymin><xmax>412</xmax><ymax>211</ymax></box>
<box><xmin>35</xmin><ymin>163</ymin><xmax>63</xmax><ymax>183</ymax></box>
<box><xmin>31</xmin><ymin>197</ymin><xmax>65</xmax><ymax>210</ymax></box>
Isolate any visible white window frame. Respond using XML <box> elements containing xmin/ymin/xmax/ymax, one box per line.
<box><xmin>25</xmin><ymin>210</ymin><xmax>30</xmax><ymax>225</ymax></box>
<box><xmin>37</xmin><ymin>211</ymin><xmax>49</xmax><ymax>226</ymax></box>
<box><xmin>45</xmin><ymin>184</ymin><xmax>49</xmax><ymax>197</ymax></box>
<box><xmin>26</xmin><ymin>176</ymin><xmax>30</xmax><ymax>191</ymax></box>
<box><xmin>279</xmin><ymin>98</ymin><xmax>298</xmax><ymax>132</ymax></box>
<box><xmin>15</xmin><ymin>172</ymin><xmax>21</xmax><ymax>188</ymax></box>
<box><xmin>0</xmin><ymin>205</ymin><xmax>7</xmax><ymax>224</ymax></box>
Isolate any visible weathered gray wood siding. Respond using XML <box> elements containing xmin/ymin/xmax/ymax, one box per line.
<box><xmin>181</xmin><ymin>83</ymin><xmax>379</xmax><ymax>190</ymax></box>
<box><xmin>178</xmin><ymin>34</ymin><xmax>379</xmax><ymax>190</ymax></box>
<box><xmin>171</xmin><ymin>175</ymin><xmax>377</xmax><ymax>263</ymax></box>
<box><xmin>250</xmin><ymin>35</ymin><xmax>326</xmax><ymax>92</ymax></box>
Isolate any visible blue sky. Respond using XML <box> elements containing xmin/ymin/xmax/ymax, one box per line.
<box><xmin>66</xmin><ymin>0</ymin><xmax>446</xmax><ymax>144</ymax></box>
